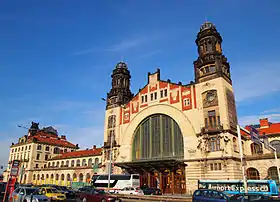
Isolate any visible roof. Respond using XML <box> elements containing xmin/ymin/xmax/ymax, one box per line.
<box><xmin>51</xmin><ymin>148</ymin><xmax>102</xmax><ymax>160</ymax></box>
<box><xmin>28</xmin><ymin>134</ymin><xmax>76</xmax><ymax>148</ymax></box>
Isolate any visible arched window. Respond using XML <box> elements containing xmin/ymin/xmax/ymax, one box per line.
<box><xmin>86</xmin><ymin>173</ymin><xmax>91</xmax><ymax>183</ymax></box>
<box><xmin>48</xmin><ymin>162</ymin><xmax>51</xmax><ymax>167</ymax></box>
<box><xmin>251</xmin><ymin>143</ymin><xmax>263</xmax><ymax>155</ymax></box>
<box><xmin>71</xmin><ymin>160</ymin><xmax>75</xmax><ymax>167</ymax></box>
<box><xmin>79</xmin><ymin>173</ymin><xmax>83</xmax><ymax>182</ymax></box>
<box><xmin>132</xmin><ymin>114</ymin><xmax>184</xmax><ymax>161</ymax></box>
<box><xmin>56</xmin><ymin>161</ymin><xmax>60</xmax><ymax>167</ymax></box>
<box><xmin>233</xmin><ymin>137</ymin><xmax>238</xmax><ymax>152</ymax></box>
<box><xmin>82</xmin><ymin>159</ymin><xmax>86</xmax><ymax>166</ymax></box>
<box><xmin>64</xmin><ymin>149</ymin><xmax>67</xmax><ymax>153</ymax></box>
<box><xmin>270</xmin><ymin>140</ymin><xmax>280</xmax><ymax>153</ymax></box>
<box><xmin>46</xmin><ymin>174</ymin><xmax>49</xmax><ymax>179</ymax></box>
<box><xmin>73</xmin><ymin>173</ymin><xmax>77</xmax><ymax>182</ymax></box>
<box><xmin>50</xmin><ymin>174</ymin><xmax>54</xmax><ymax>179</ymax></box>
<box><xmin>55</xmin><ymin>174</ymin><xmax>59</xmax><ymax>181</ymax></box>
<box><xmin>41</xmin><ymin>174</ymin><xmax>44</xmax><ymax>180</ymax></box>
<box><xmin>61</xmin><ymin>174</ymin><xmax>65</xmax><ymax>181</ymax></box>
<box><xmin>45</xmin><ymin>146</ymin><xmax>50</xmax><ymax>151</ymax></box>
<box><xmin>268</xmin><ymin>166</ymin><xmax>279</xmax><ymax>183</ymax></box>
<box><xmin>67</xmin><ymin>174</ymin><xmax>71</xmax><ymax>181</ymax></box>
<box><xmin>33</xmin><ymin>174</ymin><xmax>36</xmax><ymax>180</ymax></box>
<box><xmin>54</xmin><ymin>147</ymin><xmax>60</xmax><ymax>154</ymax></box>
<box><xmin>94</xmin><ymin>158</ymin><xmax>99</xmax><ymax>165</ymax></box>
<box><xmin>37</xmin><ymin>145</ymin><xmax>42</xmax><ymax>150</ymax></box>
<box><xmin>66</xmin><ymin>160</ymin><xmax>69</xmax><ymax>167</ymax></box>
<box><xmin>76</xmin><ymin>159</ymin><xmax>80</xmax><ymax>167</ymax></box>
<box><xmin>88</xmin><ymin>159</ymin><xmax>93</xmax><ymax>167</ymax></box>
<box><xmin>37</xmin><ymin>174</ymin><xmax>40</xmax><ymax>180</ymax></box>
<box><xmin>247</xmin><ymin>168</ymin><xmax>260</xmax><ymax>180</ymax></box>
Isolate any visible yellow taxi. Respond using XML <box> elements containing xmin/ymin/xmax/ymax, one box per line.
<box><xmin>40</xmin><ymin>187</ymin><xmax>66</xmax><ymax>201</ymax></box>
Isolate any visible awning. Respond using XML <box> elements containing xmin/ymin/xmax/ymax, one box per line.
<box><xmin>114</xmin><ymin>159</ymin><xmax>188</xmax><ymax>173</ymax></box>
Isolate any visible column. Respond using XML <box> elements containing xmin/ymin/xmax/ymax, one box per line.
<box><xmin>171</xmin><ymin>169</ymin><xmax>175</xmax><ymax>194</ymax></box>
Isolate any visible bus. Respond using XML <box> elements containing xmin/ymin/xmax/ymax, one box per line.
<box><xmin>92</xmin><ymin>174</ymin><xmax>140</xmax><ymax>192</ymax></box>
<box><xmin>198</xmin><ymin>180</ymin><xmax>278</xmax><ymax>197</ymax></box>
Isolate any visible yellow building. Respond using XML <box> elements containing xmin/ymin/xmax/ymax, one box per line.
<box><xmin>4</xmin><ymin>122</ymin><xmax>103</xmax><ymax>186</ymax></box>
<box><xmin>101</xmin><ymin>21</ymin><xmax>280</xmax><ymax>194</ymax></box>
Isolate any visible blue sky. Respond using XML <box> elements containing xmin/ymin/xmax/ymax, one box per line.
<box><xmin>1</xmin><ymin>0</ymin><xmax>280</xmax><ymax>166</ymax></box>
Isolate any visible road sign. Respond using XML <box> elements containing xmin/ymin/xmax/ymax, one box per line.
<box><xmin>249</xmin><ymin>126</ymin><xmax>261</xmax><ymax>144</ymax></box>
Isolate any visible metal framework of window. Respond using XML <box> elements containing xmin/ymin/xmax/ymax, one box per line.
<box><xmin>268</xmin><ymin>166</ymin><xmax>279</xmax><ymax>182</ymax></box>
<box><xmin>132</xmin><ymin>114</ymin><xmax>184</xmax><ymax>161</ymax></box>
<box><xmin>247</xmin><ymin>167</ymin><xmax>260</xmax><ymax>180</ymax></box>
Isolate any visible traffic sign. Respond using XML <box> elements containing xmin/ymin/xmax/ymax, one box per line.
<box><xmin>249</xmin><ymin>126</ymin><xmax>261</xmax><ymax>144</ymax></box>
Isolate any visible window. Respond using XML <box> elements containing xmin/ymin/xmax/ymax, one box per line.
<box><xmin>209</xmin><ymin>137</ymin><xmax>220</xmax><ymax>152</ymax></box>
<box><xmin>88</xmin><ymin>158</ymin><xmax>93</xmax><ymax>166</ymax></box>
<box><xmin>184</xmin><ymin>98</ymin><xmax>190</xmax><ymax>106</ymax></box>
<box><xmin>36</xmin><ymin>153</ymin><xmax>40</xmax><ymax>160</ymax></box>
<box><xmin>76</xmin><ymin>159</ymin><xmax>80</xmax><ymax>167</ymax></box>
<box><xmin>37</xmin><ymin>145</ymin><xmax>42</xmax><ymax>150</ymax></box>
<box><xmin>71</xmin><ymin>160</ymin><xmax>75</xmax><ymax>167</ymax></box>
<box><xmin>82</xmin><ymin>159</ymin><xmax>87</xmax><ymax>166</ymax></box>
<box><xmin>210</xmin><ymin>163</ymin><xmax>222</xmax><ymax>171</ymax></box>
<box><xmin>12</xmin><ymin>149</ymin><xmax>14</xmax><ymax>153</ymax></box>
<box><xmin>66</xmin><ymin>160</ymin><xmax>69</xmax><ymax>167</ymax></box>
<box><xmin>247</xmin><ymin>168</ymin><xmax>260</xmax><ymax>180</ymax></box>
<box><xmin>160</xmin><ymin>90</ymin><xmax>163</xmax><ymax>98</ymax></box>
<box><xmin>164</xmin><ymin>89</ymin><xmax>168</xmax><ymax>97</ymax></box>
<box><xmin>35</xmin><ymin>164</ymin><xmax>38</xmax><ymax>168</ymax></box>
<box><xmin>45</xmin><ymin>155</ymin><xmax>48</xmax><ymax>161</ymax></box>
<box><xmin>251</xmin><ymin>143</ymin><xmax>263</xmax><ymax>155</ymax></box>
<box><xmin>56</xmin><ymin>161</ymin><xmax>59</xmax><ymax>167</ymax></box>
<box><xmin>95</xmin><ymin>158</ymin><xmax>99</xmax><ymax>165</ymax></box>
<box><xmin>29</xmin><ymin>145</ymin><xmax>31</xmax><ymax>150</ymax></box>
<box><xmin>154</xmin><ymin>92</ymin><xmax>157</xmax><ymax>100</ymax></box>
<box><xmin>208</xmin><ymin>110</ymin><xmax>216</xmax><ymax>128</ymax></box>
<box><xmin>107</xmin><ymin>115</ymin><xmax>116</xmax><ymax>129</ymax></box>
<box><xmin>270</xmin><ymin>140</ymin><xmax>280</xmax><ymax>153</ymax></box>
<box><xmin>141</xmin><ymin>96</ymin><xmax>144</xmax><ymax>103</ymax></box>
<box><xmin>45</xmin><ymin>146</ymin><xmax>50</xmax><ymax>151</ymax></box>
<box><xmin>25</xmin><ymin>146</ymin><xmax>27</xmax><ymax>150</ymax></box>
<box><xmin>145</xmin><ymin>95</ymin><xmax>147</xmax><ymax>102</ymax></box>
<box><xmin>54</xmin><ymin>147</ymin><xmax>60</xmax><ymax>154</ymax></box>
<box><xmin>150</xmin><ymin>93</ymin><xmax>153</xmax><ymax>101</ymax></box>
<box><xmin>15</xmin><ymin>148</ymin><xmax>17</xmax><ymax>152</ymax></box>
<box><xmin>233</xmin><ymin>137</ymin><xmax>238</xmax><ymax>152</ymax></box>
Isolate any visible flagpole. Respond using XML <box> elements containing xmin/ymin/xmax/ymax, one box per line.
<box><xmin>237</xmin><ymin>124</ymin><xmax>248</xmax><ymax>193</ymax></box>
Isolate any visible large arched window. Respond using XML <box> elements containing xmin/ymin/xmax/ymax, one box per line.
<box><xmin>267</xmin><ymin>166</ymin><xmax>279</xmax><ymax>182</ymax></box>
<box><xmin>270</xmin><ymin>140</ymin><xmax>280</xmax><ymax>153</ymax></box>
<box><xmin>247</xmin><ymin>167</ymin><xmax>260</xmax><ymax>180</ymax></box>
<box><xmin>132</xmin><ymin>114</ymin><xmax>184</xmax><ymax>161</ymax></box>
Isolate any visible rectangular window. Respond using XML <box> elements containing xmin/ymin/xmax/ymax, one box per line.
<box><xmin>209</xmin><ymin>137</ymin><xmax>220</xmax><ymax>152</ymax></box>
<box><xmin>141</xmin><ymin>96</ymin><xmax>144</xmax><ymax>103</ymax></box>
<box><xmin>160</xmin><ymin>90</ymin><xmax>163</xmax><ymax>98</ymax></box>
<box><xmin>45</xmin><ymin>155</ymin><xmax>48</xmax><ymax>161</ymax></box>
<box><xmin>151</xmin><ymin>93</ymin><xmax>153</xmax><ymax>101</ymax></box>
<box><xmin>164</xmin><ymin>89</ymin><xmax>168</xmax><ymax>97</ymax></box>
<box><xmin>145</xmin><ymin>95</ymin><xmax>147</xmax><ymax>102</ymax></box>
<box><xmin>210</xmin><ymin>164</ymin><xmax>213</xmax><ymax>171</ymax></box>
<box><xmin>184</xmin><ymin>98</ymin><xmax>190</xmax><ymax>106</ymax></box>
<box><xmin>36</xmin><ymin>154</ymin><xmax>40</xmax><ymax>160</ymax></box>
<box><xmin>205</xmin><ymin>118</ymin><xmax>208</xmax><ymax>128</ymax></box>
<box><xmin>154</xmin><ymin>92</ymin><xmax>157</xmax><ymax>100</ymax></box>
<box><xmin>35</xmin><ymin>164</ymin><xmax>38</xmax><ymax>168</ymax></box>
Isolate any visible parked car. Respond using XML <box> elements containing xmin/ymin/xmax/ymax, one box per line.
<box><xmin>142</xmin><ymin>187</ymin><xmax>162</xmax><ymax>195</ymax></box>
<box><xmin>39</xmin><ymin>187</ymin><xmax>66</xmax><ymax>201</ymax></box>
<box><xmin>78</xmin><ymin>187</ymin><xmax>121</xmax><ymax>202</ymax></box>
<box><xmin>116</xmin><ymin>187</ymin><xmax>144</xmax><ymax>195</ymax></box>
<box><xmin>192</xmin><ymin>189</ymin><xmax>229</xmax><ymax>202</ymax></box>
<box><xmin>10</xmin><ymin>187</ymin><xmax>49</xmax><ymax>202</ymax></box>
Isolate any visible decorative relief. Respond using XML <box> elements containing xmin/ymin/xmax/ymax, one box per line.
<box><xmin>202</xmin><ymin>90</ymin><xmax>218</xmax><ymax>108</ymax></box>
<box><xmin>201</xmin><ymin>82</ymin><xmax>215</xmax><ymax>91</ymax></box>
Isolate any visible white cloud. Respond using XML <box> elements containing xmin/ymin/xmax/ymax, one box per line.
<box><xmin>238</xmin><ymin>113</ymin><xmax>280</xmax><ymax>126</ymax></box>
<box><xmin>232</xmin><ymin>62</ymin><xmax>280</xmax><ymax>102</ymax></box>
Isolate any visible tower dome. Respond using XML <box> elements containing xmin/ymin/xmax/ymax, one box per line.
<box><xmin>115</xmin><ymin>61</ymin><xmax>128</xmax><ymax>69</ymax></box>
<box><xmin>200</xmin><ymin>21</ymin><xmax>216</xmax><ymax>31</ymax></box>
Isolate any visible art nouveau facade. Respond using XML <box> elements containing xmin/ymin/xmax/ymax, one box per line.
<box><xmin>102</xmin><ymin>22</ymin><xmax>280</xmax><ymax>194</ymax></box>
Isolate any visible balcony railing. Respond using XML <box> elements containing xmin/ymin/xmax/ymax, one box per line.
<box><xmin>201</xmin><ymin>124</ymin><xmax>223</xmax><ymax>134</ymax></box>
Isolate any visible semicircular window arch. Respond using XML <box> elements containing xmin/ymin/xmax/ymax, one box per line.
<box><xmin>132</xmin><ymin>114</ymin><xmax>184</xmax><ymax>161</ymax></box>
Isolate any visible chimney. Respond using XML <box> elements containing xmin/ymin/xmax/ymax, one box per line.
<box><xmin>93</xmin><ymin>145</ymin><xmax>96</xmax><ymax>150</ymax></box>
<box><xmin>61</xmin><ymin>135</ymin><xmax>66</xmax><ymax>140</ymax></box>
<box><xmin>260</xmin><ymin>118</ymin><xmax>269</xmax><ymax>128</ymax></box>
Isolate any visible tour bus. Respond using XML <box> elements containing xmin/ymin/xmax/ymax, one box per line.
<box><xmin>198</xmin><ymin>179</ymin><xmax>278</xmax><ymax>197</ymax></box>
<box><xmin>92</xmin><ymin>174</ymin><xmax>140</xmax><ymax>192</ymax></box>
